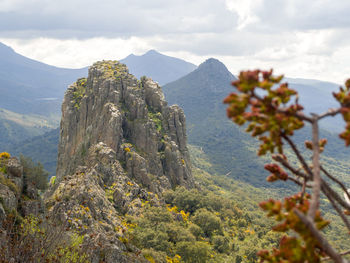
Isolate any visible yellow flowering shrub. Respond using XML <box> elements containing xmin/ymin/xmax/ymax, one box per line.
<box><xmin>0</xmin><ymin>152</ymin><xmax>10</xmax><ymax>159</ymax></box>
<box><xmin>124</xmin><ymin>147</ymin><xmax>131</xmax><ymax>152</ymax></box>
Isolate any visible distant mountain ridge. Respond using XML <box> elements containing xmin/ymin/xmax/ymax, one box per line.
<box><xmin>163</xmin><ymin>58</ymin><xmax>271</xmax><ymax>186</ymax></box>
<box><xmin>285</xmin><ymin>77</ymin><xmax>341</xmax><ymax>132</ymax></box>
<box><xmin>163</xmin><ymin>58</ymin><xmax>349</xmax><ymax>187</ymax></box>
<box><xmin>0</xmin><ymin>42</ymin><xmax>88</xmax><ymax>116</ymax></box>
<box><xmin>1</xmin><ymin>43</ymin><xmax>347</xmax><ymax>185</ymax></box>
<box><xmin>120</xmin><ymin>50</ymin><xmax>197</xmax><ymax>85</ymax></box>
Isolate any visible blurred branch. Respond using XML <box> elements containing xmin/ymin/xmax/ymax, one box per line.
<box><xmin>293</xmin><ymin>209</ymin><xmax>348</xmax><ymax>263</ymax></box>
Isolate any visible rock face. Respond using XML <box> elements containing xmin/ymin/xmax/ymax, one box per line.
<box><xmin>0</xmin><ymin>156</ymin><xmax>43</xmax><ymax>224</ymax></box>
<box><xmin>49</xmin><ymin>61</ymin><xmax>194</xmax><ymax>262</ymax></box>
<box><xmin>56</xmin><ymin>61</ymin><xmax>193</xmax><ymax>190</ymax></box>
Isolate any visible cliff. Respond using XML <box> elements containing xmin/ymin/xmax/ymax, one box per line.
<box><xmin>56</xmin><ymin>60</ymin><xmax>193</xmax><ymax>189</ymax></box>
<box><xmin>47</xmin><ymin>61</ymin><xmax>194</xmax><ymax>262</ymax></box>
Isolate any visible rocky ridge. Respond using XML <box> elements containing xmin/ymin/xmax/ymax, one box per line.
<box><xmin>56</xmin><ymin>60</ymin><xmax>193</xmax><ymax>190</ymax></box>
<box><xmin>48</xmin><ymin>61</ymin><xmax>194</xmax><ymax>262</ymax></box>
<box><xmin>0</xmin><ymin>155</ymin><xmax>43</xmax><ymax>224</ymax></box>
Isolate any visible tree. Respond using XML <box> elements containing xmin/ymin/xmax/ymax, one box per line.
<box><xmin>20</xmin><ymin>154</ymin><xmax>49</xmax><ymax>190</ymax></box>
<box><xmin>223</xmin><ymin>69</ymin><xmax>350</xmax><ymax>262</ymax></box>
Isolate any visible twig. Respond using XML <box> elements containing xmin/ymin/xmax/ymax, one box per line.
<box><xmin>282</xmin><ymin>134</ymin><xmax>313</xmax><ymax>177</ymax></box>
<box><xmin>322</xmin><ymin>250</ymin><xmax>350</xmax><ymax>261</ymax></box>
<box><xmin>317</xmin><ymin>108</ymin><xmax>341</xmax><ymax>121</ymax></box>
<box><xmin>272</xmin><ymin>154</ymin><xmax>309</xmax><ymax>179</ymax></box>
<box><xmin>321</xmin><ymin>166</ymin><xmax>350</xmax><ymax>205</ymax></box>
<box><xmin>323</xmin><ymin>189</ymin><xmax>350</xmax><ymax>231</ymax></box>
<box><xmin>287</xmin><ymin>176</ymin><xmax>311</xmax><ymax>188</ymax></box>
<box><xmin>321</xmin><ymin>181</ymin><xmax>350</xmax><ymax>211</ymax></box>
<box><xmin>301</xmin><ymin>177</ymin><xmax>307</xmax><ymax>201</ymax></box>
<box><xmin>293</xmin><ymin>209</ymin><xmax>348</xmax><ymax>263</ymax></box>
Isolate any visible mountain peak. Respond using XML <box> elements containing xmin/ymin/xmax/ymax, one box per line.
<box><xmin>120</xmin><ymin>50</ymin><xmax>197</xmax><ymax>85</ymax></box>
<box><xmin>197</xmin><ymin>58</ymin><xmax>231</xmax><ymax>74</ymax></box>
<box><xmin>144</xmin><ymin>49</ymin><xmax>160</xmax><ymax>56</ymax></box>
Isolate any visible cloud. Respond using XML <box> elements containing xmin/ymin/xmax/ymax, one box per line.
<box><xmin>243</xmin><ymin>0</ymin><xmax>350</xmax><ymax>31</ymax></box>
<box><xmin>0</xmin><ymin>0</ymin><xmax>237</xmax><ymax>38</ymax></box>
<box><xmin>1</xmin><ymin>0</ymin><xmax>350</xmax><ymax>83</ymax></box>
<box><xmin>0</xmin><ymin>37</ymin><xmax>153</xmax><ymax>68</ymax></box>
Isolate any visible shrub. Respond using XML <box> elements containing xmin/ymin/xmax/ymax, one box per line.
<box><xmin>0</xmin><ymin>213</ymin><xmax>90</xmax><ymax>262</ymax></box>
<box><xmin>175</xmin><ymin>241</ymin><xmax>212</xmax><ymax>263</ymax></box>
<box><xmin>192</xmin><ymin>208</ymin><xmax>222</xmax><ymax>237</ymax></box>
<box><xmin>172</xmin><ymin>187</ymin><xmax>203</xmax><ymax>214</ymax></box>
<box><xmin>20</xmin><ymin>155</ymin><xmax>49</xmax><ymax>190</ymax></box>
<box><xmin>212</xmin><ymin>235</ymin><xmax>230</xmax><ymax>254</ymax></box>
<box><xmin>0</xmin><ymin>152</ymin><xmax>10</xmax><ymax>159</ymax></box>
<box><xmin>0</xmin><ymin>174</ymin><xmax>20</xmax><ymax>195</ymax></box>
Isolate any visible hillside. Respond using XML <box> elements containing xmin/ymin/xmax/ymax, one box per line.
<box><xmin>0</xmin><ymin>42</ymin><xmax>87</xmax><ymax>116</ymax></box>
<box><xmin>5</xmin><ymin>128</ymin><xmax>59</xmax><ymax>176</ymax></box>
<box><xmin>286</xmin><ymin>77</ymin><xmax>342</xmax><ymax>132</ymax></box>
<box><xmin>163</xmin><ymin>58</ymin><xmax>270</xmax><ymax>186</ymax></box>
<box><xmin>163</xmin><ymin>58</ymin><xmax>350</xmax><ymax>188</ymax></box>
<box><xmin>120</xmin><ymin>50</ymin><xmax>197</xmax><ymax>85</ymax></box>
<box><xmin>0</xmin><ymin>108</ymin><xmax>56</xmax><ymax>150</ymax></box>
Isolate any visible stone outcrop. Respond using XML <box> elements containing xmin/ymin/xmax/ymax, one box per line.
<box><xmin>56</xmin><ymin>61</ymin><xmax>193</xmax><ymax>190</ymax></box>
<box><xmin>48</xmin><ymin>61</ymin><xmax>194</xmax><ymax>262</ymax></box>
<box><xmin>0</xmin><ymin>156</ymin><xmax>43</xmax><ymax>224</ymax></box>
<box><xmin>48</xmin><ymin>143</ymin><xmax>159</xmax><ymax>262</ymax></box>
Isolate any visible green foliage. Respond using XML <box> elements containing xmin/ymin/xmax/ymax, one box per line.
<box><xmin>0</xmin><ymin>213</ymin><xmax>89</xmax><ymax>262</ymax></box>
<box><xmin>72</xmin><ymin>78</ymin><xmax>87</xmax><ymax>109</ymax></box>
<box><xmin>0</xmin><ymin>173</ymin><xmax>19</xmax><ymax>195</ymax></box>
<box><xmin>212</xmin><ymin>235</ymin><xmax>230</xmax><ymax>253</ymax></box>
<box><xmin>192</xmin><ymin>209</ymin><xmax>222</xmax><ymax>237</ymax></box>
<box><xmin>175</xmin><ymin>241</ymin><xmax>212</xmax><ymax>263</ymax></box>
<box><xmin>127</xmin><ymin>169</ymin><xmax>281</xmax><ymax>263</ymax></box>
<box><xmin>148</xmin><ymin>111</ymin><xmax>164</xmax><ymax>133</ymax></box>
<box><xmin>20</xmin><ymin>154</ymin><xmax>49</xmax><ymax>190</ymax></box>
<box><xmin>49</xmin><ymin>176</ymin><xmax>56</xmax><ymax>186</ymax></box>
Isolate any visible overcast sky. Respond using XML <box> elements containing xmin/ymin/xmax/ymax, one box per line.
<box><xmin>1</xmin><ymin>0</ymin><xmax>350</xmax><ymax>83</ymax></box>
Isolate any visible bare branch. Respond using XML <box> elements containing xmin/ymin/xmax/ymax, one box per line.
<box><xmin>308</xmin><ymin>118</ymin><xmax>321</xmax><ymax>219</ymax></box>
<box><xmin>287</xmin><ymin>176</ymin><xmax>312</xmax><ymax>188</ymax></box>
<box><xmin>293</xmin><ymin>209</ymin><xmax>348</xmax><ymax>263</ymax></box>
<box><xmin>321</xmin><ymin>166</ymin><xmax>350</xmax><ymax>204</ymax></box>
<box><xmin>323</xmin><ymin>189</ymin><xmax>350</xmax><ymax>232</ymax></box>
<box><xmin>322</xmin><ymin>250</ymin><xmax>350</xmax><ymax>262</ymax></box>
<box><xmin>321</xmin><ymin>182</ymin><xmax>350</xmax><ymax>211</ymax></box>
<box><xmin>301</xmin><ymin>177</ymin><xmax>307</xmax><ymax>200</ymax></box>
<box><xmin>272</xmin><ymin>154</ymin><xmax>310</xmax><ymax>179</ymax></box>
<box><xmin>317</xmin><ymin>108</ymin><xmax>341</xmax><ymax>121</ymax></box>
<box><xmin>282</xmin><ymin>134</ymin><xmax>313</xmax><ymax>177</ymax></box>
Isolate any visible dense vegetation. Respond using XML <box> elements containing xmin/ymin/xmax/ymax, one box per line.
<box><xmin>124</xmin><ymin>168</ymin><xmax>281</xmax><ymax>263</ymax></box>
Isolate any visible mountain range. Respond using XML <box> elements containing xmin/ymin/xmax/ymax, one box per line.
<box><xmin>0</xmin><ymin>42</ymin><xmax>348</xmax><ymax>186</ymax></box>
<box><xmin>0</xmin><ymin>42</ymin><xmax>88</xmax><ymax>116</ymax></box>
<box><xmin>120</xmin><ymin>50</ymin><xmax>197</xmax><ymax>85</ymax></box>
<box><xmin>1</xmin><ymin>42</ymin><xmax>349</xmax><ymax>262</ymax></box>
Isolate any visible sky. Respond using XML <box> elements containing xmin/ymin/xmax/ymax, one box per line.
<box><xmin>1</xmin><ymin>0</ymin><xmax>350</xmax><ymax>83</ymax></box>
